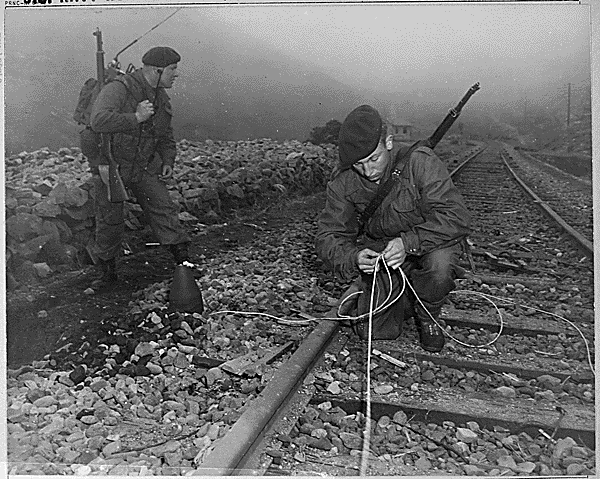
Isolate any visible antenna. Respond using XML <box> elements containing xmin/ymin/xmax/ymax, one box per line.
<box><xmin>111</xmin><ymin>8</ymin><xmax>184</xmax><ymax>67</ymax></box>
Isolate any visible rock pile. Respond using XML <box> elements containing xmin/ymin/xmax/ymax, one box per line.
<box><xmin>171</xmin><ymin>139</ymin><xmax>336</xmax><ymax>222</ymax></box>
<box><xmin>5</xmin><ymin>139</ymin><xmax>337</xmax><ymax>285</ymax></box>
<box><xmin>5</xmin><ymin>147</ymin><xmax>94</xmax><ymax>283</ymax></box>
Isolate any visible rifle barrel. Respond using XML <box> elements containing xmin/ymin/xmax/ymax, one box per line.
<box><xmin>93</xmin><ymin>28</ymin><xmax>105</xmax><ymax>86</ymax></box>
<box><xmin>428</xmin><ymin>82</ymin><xmax>480</xmax><ymax>148</ymax></box>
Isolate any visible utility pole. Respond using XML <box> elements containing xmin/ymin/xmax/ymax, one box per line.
<box><xmin>566</xmin><ymin>83</ymin><xmax>571</xmax><ymax>127</ymax></box>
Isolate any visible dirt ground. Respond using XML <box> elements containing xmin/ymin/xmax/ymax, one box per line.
<box><xmin>5</xmin><ymin>193</ymin><xmax>327</xmax><ymax>370</ymax></box>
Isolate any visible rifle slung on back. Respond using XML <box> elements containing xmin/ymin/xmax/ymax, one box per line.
<box><xmin>93</xmin><ymin>28</ymin><xmax>130</xmax><ymax>203</ymax></box>
<box><xmin>357</xmin><ymin>82</ymin><xmax>481</xmax><ymax>233</ymax></box>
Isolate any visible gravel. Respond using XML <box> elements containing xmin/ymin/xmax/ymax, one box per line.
<box><xmin>263</xmin><ymin>339</ymin><xmax>596</xmax><ymax>476</ymax></box>
<box><xmin>7</xmin><ymin>139</ymin><xmax>595</xmax><ymax>475</ymax></box>
<box><xmin>7</xmin><ymin>197</ymin><xmax>334</xmax><ymax>474</ymax></box>
<box><xmin>272</xmin><ymin>399</ymin><xmax>595</xmax><ymax>476</ymax></box>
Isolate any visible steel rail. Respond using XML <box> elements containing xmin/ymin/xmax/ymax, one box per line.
<box><xmin>500</xmin><ymin>151</ymin><xmax>594</xmax><ymax>258</ymax></box>
<box><xmin>449</xmin><ymin>143</ymin><xmax>487</xmax><ymax>177</ymax></box>
<box><xmin>196</xmin><ymin>310</ymin><xmax>340</xmax><ymax>475</ymax></box>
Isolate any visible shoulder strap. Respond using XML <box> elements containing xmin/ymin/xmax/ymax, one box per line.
<box><xmin>113</xmin><ymin>74</ymin><xmax>146</xmax><ymax>104</ymax></box>
<box><xmin>357</xmin><ymin>140</ymin><xmax>425</xmax><ymax>235</ymax></box>
<box><xmin>99</xmin><ymin>75</ymin><xmax>148</xmax><ymax>156</ymax></box>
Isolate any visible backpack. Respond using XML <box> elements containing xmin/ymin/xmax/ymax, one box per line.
<box><xmin>74</xmin><ymin>75</ymin><xmax>145</xmax><ymax>166</ymax></box>
<box><xmin>74</xmin><ymin>75</ymin><xmax>145</xmax><ymax>127</ymax></box>
<box><xmin>73</xmin><ymin>77</ymin><xmax>101</xmax><ymax>127</ymax></box>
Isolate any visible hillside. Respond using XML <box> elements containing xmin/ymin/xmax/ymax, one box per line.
<box><xmin>4</xmin><ymin>26</ymin><xmax>366</xmax><ymax>155</ymax></box>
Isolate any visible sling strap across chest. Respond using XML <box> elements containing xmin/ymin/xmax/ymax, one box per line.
<box><xmin>356</xmin><ymin>82</ymin><xmax>481</xmax><ymax>235</ymax></box>
<box><xmin>357</xmin><ymin>139</ymin><xmax>427</xmax><ymax>235</ymax></box>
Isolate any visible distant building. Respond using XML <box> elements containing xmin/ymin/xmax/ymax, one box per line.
<box><xmin>388</xmin><ymin>119</ymin><xmax>413</xmax><ymax>141</ymax></box>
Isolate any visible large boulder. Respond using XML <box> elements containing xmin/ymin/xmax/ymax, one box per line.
<box><xmin>41</xmin><ymin>239</ymin><xmax>78</xmax><ymax>266</ymax></box>
<box><xmin>62</xmin><ymin>201</ymin><xmax>94</xmax><ymax>222</ymax></box>
<box><xmin>32</xmin><ymin>199</ymin><xmax>62</xmax><ymax>218</ymax></box>
<box><xmin>48</xmin><ymin>182</ymin><xmax>89</xmax><ymax>208</ymax></box>
<box><xmin>9</xmin><ymin>234</ymin><xmax>56</xmax><ymax>262</ymax></box>
<box><xmin>42</xmin><ymin>218</ymin><xmax>72</xmax><ymax>243</ymax></box>
<box><xmin>12</xmin><ymin>260</ymin><xmax>39</xmax><ymax>285</ymax></box>
<box><xmin>6</xmin><ymin>213</ymin><xmax>44</xmax><ymax>242</ymax></box>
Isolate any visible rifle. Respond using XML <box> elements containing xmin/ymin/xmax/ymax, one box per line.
<box><xmin>421</xmin><ymin>82</ymin><xmax>481</xmax><ymax>149</ymax></box>
<box><xmin>93</xmin><ymin>28</ymin><xmax>130</xmax><ymax>203</ymax></box>
<box><xmin>357</xmin><ymin>82</ymin><xmax>480</xmax><ymax>234</ymax></box>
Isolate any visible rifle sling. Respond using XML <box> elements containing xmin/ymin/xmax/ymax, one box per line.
<box><xmin>356</xmin><ymin>83</ymin><xmax>480</xmax><ymax>236</ymax></box>
<box><xmin>357</xmin><ymin>142</ymin><xmax>418</xmax><ymax>234</ymax></box>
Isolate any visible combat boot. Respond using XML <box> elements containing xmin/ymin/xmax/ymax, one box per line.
<box><xmin>414</xmin><ymin>302</ymin><xmax>445</xmax><ymax>353</ymax></box>
<box><xmin>169</xmin><ymin>242</ymin><xmax>190</xmax><ymax>265</ymax></box>
<box><xmin>91</xmin><ymin>257</ymin><xmax>117</xmax><ymax>289</ymax></box>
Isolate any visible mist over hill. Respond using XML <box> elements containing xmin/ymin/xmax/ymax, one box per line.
<box><xmin>4</xmin><ymin>46</ymin><xmax>365</xmax><ymax>155</ymax></box>
<box><xmin>4</xmin><ymin>6</ymin><xmax>591</xmax><ymax>156</ymax></box>
<box><xmin>4</xmin><ymin>9</ymin><xmax>369</xmax><ymax>155</ymax></box>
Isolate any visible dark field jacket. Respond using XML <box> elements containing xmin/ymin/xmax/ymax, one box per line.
<box><xmin>316</xmin><ymin>145</ymin><xmax>471</xmax><ymax>281</ymax></box>
<box><xmin>90</xmin><ymin>69</ymin><xmax>176</xmax><ymax>180</ymax></box>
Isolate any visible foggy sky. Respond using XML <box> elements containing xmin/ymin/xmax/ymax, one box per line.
<box><xmin>3</xmin><ymin>3</ymin><xmax>591</xmax><ymax>152</ymax></box>
<box><xmin>6</xmin><ymin>3</ymin><xmax>590</xmax><ymax>96</ymax></box>
<box><xmin>205</xmin><ymin>4</ymin><xmax>590</xmax><ymax>93</ymax></box>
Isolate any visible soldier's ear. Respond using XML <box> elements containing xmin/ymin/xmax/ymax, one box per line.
<box><xmin>385</xmin><ymin>135</ymin><xmax>393</xmax><ymax>150</ymax></box>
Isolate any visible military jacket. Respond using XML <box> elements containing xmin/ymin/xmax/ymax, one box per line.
<box><xmin>90</xmin><ymin>69</ymin><xmax>176</xmax><ymax>180</ymax></box>
<box><xmin>315</xmin><ymin>145</ymin><xmax>471</xmax><ymax>280</ymax></box>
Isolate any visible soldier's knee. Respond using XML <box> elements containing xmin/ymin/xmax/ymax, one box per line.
<box><xmin>421</xmin><ymin>249</ymin><xmax>455</xmax><ymax>282</ymax></box>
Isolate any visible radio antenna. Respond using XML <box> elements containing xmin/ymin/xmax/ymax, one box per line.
<box><xmin>113</xmin><ymin>7</ymin><xmax>183</xmax><ymax>64</ymax></box>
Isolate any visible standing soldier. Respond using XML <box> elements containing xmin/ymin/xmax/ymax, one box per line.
<box><xmin>316</xmin><ymin>105</ymin><xmax>471</xmax><ymax>353</ymax></box>
<box><xmin>88</xmin><ymin>46</ymin><xmax>190</xmax><ymax>289</ymax></box>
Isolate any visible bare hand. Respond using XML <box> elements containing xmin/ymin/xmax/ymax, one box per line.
<box><xmin>357</xmin><ymin>248</ymin><xmax>380</xmax><ymax>274</ymax></box>
<box><xmin>136</xmin><ymin>100</ymin><xmax>155</xmax><ymax>122</ymax></box>
<box><xmin>382</xmin><ymin>238</ymin><xmax>406</xmax><ymax>270</ymax></box>
<box><xmin>160</xmin><ymin>164</ymin><xmax>173</xmax><ymax>179</ymax></box>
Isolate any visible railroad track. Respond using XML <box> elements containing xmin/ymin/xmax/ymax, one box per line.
<box><xmin>501</xmin><ymin>143</ymin><xmax>593</xmax><ymax>254</ymax></box>
<box><xmin>195</xmin><ymin>141</ymin><xmax>595</xmax><ymax>476</ymax></box>
<box><xmin>6</xmin><ymin>141</ymin><xmax>594</xmax><ymax>476</ymax></box>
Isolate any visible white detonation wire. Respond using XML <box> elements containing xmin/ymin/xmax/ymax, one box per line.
<box><xmin>358</xmin><ymin>254</ymin><xmax>383</xmax><ymax>476</ymax></box>
<box><xmin>211</xmin><ymin>258</ymin><xmax>595</xmax><ymax>373</ymax></box>
<box><xmin>210</xmin><ymin>254</ymin><xmax>595</xmax><ymax>476</ymax></box>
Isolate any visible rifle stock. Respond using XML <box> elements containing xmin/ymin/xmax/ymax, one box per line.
<box><xmin>102</xmin><ymin>135</ymin><xmax>130</xmax><ymax>203</ymax></box>
<box><xmin>94</xmin><ymin>28</ymin><xmax>129</xmax><ymax>203</ymax></box>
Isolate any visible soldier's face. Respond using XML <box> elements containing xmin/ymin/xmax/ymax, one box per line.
<box><xmin>353</xmin><ymin>141</ymin><xmax>390</xmax><ymax>183</ymax></box>
<box><xmin>158</xmin><ymin>63</ymin><xmax>179</xmax><ymax>88</ymax></box>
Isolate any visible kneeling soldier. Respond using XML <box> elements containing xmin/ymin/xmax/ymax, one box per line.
<box><xmin>316</xmin><ymin>105</ymin><xmax>471</xmax><ymax>352</ymax></box>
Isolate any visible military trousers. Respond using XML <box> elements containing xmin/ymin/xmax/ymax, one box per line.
<box><xmin>91</xmin><ymin>171</ymin><xmax>190</xmax><ymax>262</ymax></box>
<box><xmin>346</xmin><ymin>242</ymin><xmax>464</xmax><ymax>340</ymax></box>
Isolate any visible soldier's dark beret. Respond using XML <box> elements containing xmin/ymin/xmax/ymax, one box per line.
<box><xmin>142</xmin><ymin>47</ymin><xmax>181</xmax><ymax>67</ymax></box>
<box><xmin>338</xmin><ymin>105</ymin><xmax>382</xmax><ymax>169</ymax></box>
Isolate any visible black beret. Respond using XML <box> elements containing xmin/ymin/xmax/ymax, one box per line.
<box><xmin>142</xmin><ymin>47</ymin><xmax>181</xmax><ymax>68</ymax></box>
<box><xmin>338</xmin><ymin>105</ymin><xmax>382</xmax><ymax>170</ymax></box>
